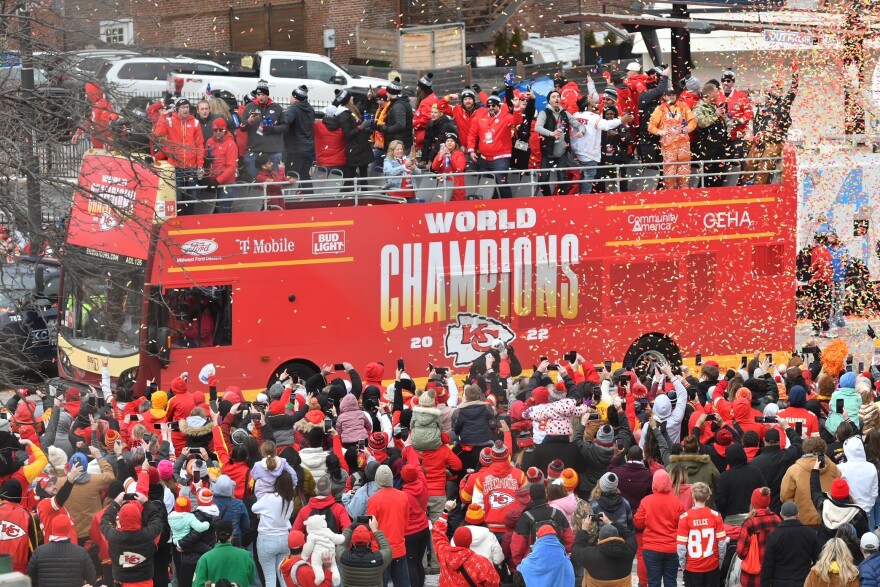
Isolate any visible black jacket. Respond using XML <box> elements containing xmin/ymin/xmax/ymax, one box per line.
<box><xmin>715</xmin><ymin>443</ymin><xmax>767</xmax><ymax>518</ymax></box>
<box><xmin>337</xmin><ymin>109</ymin><xmax>374</xmax><ymax>168</ymax></box>
<box><xmin>760</xmin><ymin>519</ymin><xmax>820</xmax><ymax>587</ymax></box>
<box><xmin>284</xmin><ymin>100</ymin><xmax>315</xmax><ymax>154</ymax></box>
<box><xmin>178</xmin><ymin>508</ymin><xmax>218</xmax><ymax>565</ymax></box>
<box><xmin>381</xmin><ymin>97</ymin><xmax>414</xmax><ymax>151</ymax></box>
<box><xmin>810</xmin><ymin>469</ymin><xmax>870</xmax><ymax>550</ymax></box>
<box><xmin>27</xmin><ymin>540</ymin><xmax>97</xmax><ymax>587</ymax></box>
<box><xmin>531</xmin><ymin>436</ymin><xmax>587</xmax><ymax>489</ymax></box>
<box><xmin>751</xmin><ymin>427</ymin><xmax>803</xmax><ymax>513</ymax></box>
<box><xmin>421</xmin><ymin>115</ymin><xmax>457</xmax><ymax>164</ymax></box>
<box><xmin>571</xmin><ymin>528</ymin><xmax>636</xmax><ymax>583</ymax></box>
<box><xmin>637</xmin><ymin>75</ymin><xmax>669</xmax><ymax>139</ymax></box>
<box><xmin>101</xmin><ymin>500</ymin><xmax>165</xmax><ymax>583</ymax></box>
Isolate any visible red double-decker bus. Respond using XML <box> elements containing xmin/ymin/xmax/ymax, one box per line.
<box><xmin>54</xmin><ymin>151</ymin><xmax>796</xmax><ymax>398</ymax></box>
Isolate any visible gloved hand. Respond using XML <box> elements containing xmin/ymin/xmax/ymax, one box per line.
<box><xmin>472</xmin><ymin>84</ymin><xmax>482</xmax><ymax>94</ymax></box>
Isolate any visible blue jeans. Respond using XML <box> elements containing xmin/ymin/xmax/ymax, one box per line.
<box><xmin>643</xmin><ymin>549</ymin><xmax>679</xmax><ymax>587</ymax></box>
<box><xmin>244</xmin><ymin>151</ymin><xmax>283</xmax><ymax>181</ymax></box>
<box><xmin>870</xmin><ymin>495</ymin><xmax>880</xmax><ymax>531</ymax></box>
<box><xmin>257</xmin><ymin>533</ymin><xmax>289</xmax><ymax>587</ymax></box>
<box><xmin>477</xmin><ymin>156</ymin><xmax>512</xmax><ymax>198</ymax></box>
<box><xmin>174</xmin><ymin>168</ymin><xmax>201</xmax><ymax>215</ymax></box>
<box><xmin>384</xmin><ymin>555</ymin><xmax>411</xmax><ymax>587</ymax></box>
<box><xmin>214</xmin><ymin>185</ymin><xmax>237</xmax><ymax>213</ymax></box>
<box><xmin>578</xmin><ymin>159</ymin><xmax>599</xmax><ymax>195</ymax></box>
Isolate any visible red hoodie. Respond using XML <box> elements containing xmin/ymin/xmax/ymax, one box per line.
<box><xmin>165</xmin><ymin>377</ymin><xmax>194</xmax><ymax>454</ymax></box>
<box><xmin>417</xmin><ymin>443</ymin><xmax>462</xmax><ymax>496</ymax></box>
<box><xmin>83</xmin><ymin>82</ymin><xmax>118</xmax><ymax>149</ymax></box>
<box><xmin>634</xmin><ymin>470</ymin><xmax>685</xmax><ymax>553</ymax></box>
<box><xmin>401</xmin><ymin>448</ymin><xmax>429</xmax><ymax>535</ymax></box>
<box><xmin>293</xmin><ymin>495</ymin><xmax>352</xmax><ymax>534</ymax></box>
<box><xmin>733</xmin><ymin>397</ymin><xmax>765</xmax><ymax>441</ymax></box>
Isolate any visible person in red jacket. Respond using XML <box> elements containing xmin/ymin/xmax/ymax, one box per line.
<box><xmin>432</xmin><ymin>132</ymin><xmax>468</xmax><ymax>201</ymax></box>
<box><xmin>718</xmin><ymin>69</ymin><xmax>754</xmax><ymax>159</ymax></box>
<box><xmin>553</xmin><ymin>73</ymin><xmax>582</xmax><ymax>115</ymax></box>
<box><xmin>810</xmin><ymin>232</ymin><xmax>834</xmax><ymax>337</ymax></box>
<box><xmin>472</xmin><ymin>440</ymin><xmax>526</xmax><ymax>536</ymax></box>
<box><xmin>164</xmin><ymin>375</ymin><xmax>194</xmax><ymax>454</ymax></box>
<box><xmin>292</xmin><ymin>476</ymin><xmax>352</xmax><ymax>534</ymax></box>
<box><xmin>401</xmin><ymin>457</ymin><xmax>430</xmax><ymax>587</ymax></box>
<box><xmin>433</xmin><ymin>507</ymin><xmax>501</xmax><ymax>587</ymax></box>
<box><xmin>73</xmin><ymin>82</ymin><xmax>118</xmax><ymax>149</ymax></box>
<box><xmin>152</xmin><ymin>98</ymin><xmax>205</xmax><ymax>214</ymax></box>
<box><xmin>255</xmin><ymin>155</ymin><xmax>297</xmax><ymax>210</ymax></box>
<box><xmin>467</xmin><ymin>95</ymin><xmax>523</xmax><ymax>198</ymax></box>
<box><xmin>280</xmin><ymin>530</ymin><xmax>334</xmax><ymax>587</ymax></box>
<box><xmin>413</xmin><ymin>73</ymin><xmax>440</xmax><ymax>155</ymax></box>
<box><xmin>634</xmin><ymin>469</ymin><xmax>686</xmax><ymax>587</ymax></box>
<box><xmin>0</xmin><ymin>479</ymin><xmax>39</xmax><ymax>573</ymax></box>
<box><xmin>314</xmin><ymin>106</ymin><xmax>347</xmax><ymax>173</ymax></box>
<box><xmin>205</xmin><ymin>118</ymin><xmax>238</xmax><ymax>213</ymax></box>
<box><xmin>437</xmin><ymin>88</ymin><xmax>486</xmax><ymax>168</ymax></box>
<box><xmin>366</xmin><ymin>464</ymin><xmax>411</xmax><ymax>587</ymax></box>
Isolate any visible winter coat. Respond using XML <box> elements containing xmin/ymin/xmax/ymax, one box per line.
<box><xmin>437</xmin><ymin>100</ymin><xmax>486</xmax><ymax>147</ymax></box>
<box><xmin>571</xmin><ymin>529</ymin><xmax>637</xmax><ymax>587</ymax></box>
<box><xmin>413</xmin><ymin>92</ymin><xmax>440</xmax><ymax>150</ymax></box>
<box><xmin>418</xmin><ymin>444</ymin><xmax>462</xmax><ymax>496</ymax></box>
<box><xmin>382</xmin><ymin>156</ymin><xmax>422</xmax><ymax>193</ymax></box>
<box><xmin>153</xmin><ymin>112</ymin><xmax>205</xmax><ymax>168</ymax></box>
<box><xmin>346</xmin><ymin>480</ymin><xmax>379</xmax><ymax>520</ymax></box>
<box><xmin>410</xmin><ymin>404</ymin><xmax>442</xmax><ymax>451</ymax></box>
<box><xmin>242</xmin><ymin>100</ymin><xmax>288</xmax><ymax>155</ymax></box>
<box><xmin>169</xmin><ymin>510</ymin><xmax>211</xmax><ymax>543</ymax></box>
<box><xmin>467</xmin><ymin>107</ymin><xmax>524</xmax><ymax>161</ymax></box>
<box><xmin>101</xmin><ymin>501</ymin><xmax>165</xmax><ymax>583</ymax></box>
<box><xmin>192</xmin><ymin>541</ymin><xmax>257</xmax><ymax>587</ymax></box>
<box><xmin>367</xmin><ymin>487</ymin><xmax>410</xmax><ymax>558</ymax></box>
<box><xmin>421</xmin><ymin>114</ymin><xmax>457</xmax><ymax>163</ymax></box>
<box><xmin>454</xmin><ymin>401</ymin><xmax>495</xmax><ymax>446</ymax></box>
<box><xmin>178</xmin><ymin>415</ymin><xmax>214</xmax><ymax>450</ymax></box>
<box><xmin>337</xmin><ymin>108</ymin><xmax>375</xmax><ymax>168</ymax></box>
<box><xmin>761</xmin><ymin>518</ymin><xmax>821</xmax><ymax>587</ymax></box>
<box><xmin>432</xmin><ymin>513</ymin><xmax>500</xmax><ymax>587</ymax></box>
<box><xmin>525</xmin><ymin>398</ymin><xmax>588</xmax><ymax>438</ymax></box>
<box><xmin>456</xmin><ymin>524</ymin><xmax>504</xmax><ymax>565</ymax></box>
<box><xmin>715</xmin><ymin>444</ymin><xmax>767</xmax><ymax>520</ymax></box>
<box><xmin>314</xmin><ymin>115</ymin><xmax>347</xmax><ymax>167</ymax></box>
<box><xmin>206</xmin><ymin>132</ymin><xmax>238</xmax><ymax>185</ymax></box>
<box><xmin>860</xmin><ymin>552</ymin><xmax>880</xmax><ymax>587</ymax></box>
<box><xmin>803</xmin><ymin>566</ymin><xmax>860</xmax><ymax>587</ymax></box>
<box><xmin>574</xmin><ymin>423</ymin><xmax>616</xmax><ymax>495</ymax></box>
<box><xmin>666</xmin><ymin>453</ymin><xmax>721</xmax><ymax>507</ymax></box>
<box><xmin>511</xmin><ymin>498</ymin><xmax>573</xmax><ymax>564</ymax></box>
<box><xmin>26</xmin><ymin>540</ymin><xmax>96</xmax><ymax>587</ymax></box>
<box><xmin>736</xmin><ymin>509</ymin><xmax>781</xmax><ymax>587</ymax></box>
<box><xmin>692</xmin><ymin>98</ymin><xmax>728</xmax><ymax>160</ymax></box>
<box><xmin>589</xmin><ymin>492</ymin><xmax>634</xmax><ymax>533</ymax></box>
<box><xmin>431</xmin><ymin>148</ymin><xmax>467</xmax><ymax>200</ymax></box>
<box><xmin>300</xmin><ymin>447</ymin><xmax>329</xmax><ymax>481</ymax></box>
<box><xmin>284</xmin><ymin>100</ymin><xmax>316</xmax><ymax>155</ymax></box>
<box><xmin>517</xmin><ymin>534</ymin><xmax>575</xmax><ymax>587</ymax></box>
<box><xmin>838</xmin><ymin>436</ymin><xmax>879</xmax><ymax>513</ymax></box>
<box><xmin>56</xmin><ymin>456</ymin><xmax>116</xmax><ymax>539</ymax></box>
<box><xmin>751</xmin><ymin>426</ymin><xmax>804</xmax><ymax>513</ymax></box>
<box><xmin>336</xmin><ymin>527</ymin><xmax>393</xmax><ymax>587</ymax></box>
<box><xmin>214</xmin><ymin>494</ymin><xmax>249</xmax><ymax>546</ymax></box>
<box><xmin>811</xmin><ymin>469</ymin><xmax>870</xmax><ymax>545</ymax></box>
<box><xmin>608</xmin><ymin>460</ymin><xmax>653</xmax><ymax>513</ymax></box>
<box><xmin>474</xmin><ymin>461</ymin><xmax>527</xmax><ymax>535</ymax></box>
<box><xmin>549</xmin><ymin>493</ymin><xmax>578</xmax><ymax>526</ymax></box>
<box><xmin>826</xmin><ymin>386</ymin><xmax>861</xmax><ymax>435</ymax></box>
<box><xmin>532</xmin><ymin>437</ymin><xmax>589</xmax><ymax>493</ymax></box>
<box><xmin>634</xmin><ymin>470</ymin><xmax>685</xmax><ymax>553</ymax></box>
<box><xmin>381</xmin><ymin>97</ymin><xmax>414</xmax><ymax>152</ymax></box>
<box><xmin>780</xmin><ymin>455</ymin><xmax>841</xmax><ymax>526</ymax></box>
<box><xmin>294</xmin><ymin>495</ymin><xmax>352</xmax><ymax>534</ymax></box>
<box><xmin>336</xmin><ymin>394</ymin><xmax>371</xmax><ymax>445</ymax></box>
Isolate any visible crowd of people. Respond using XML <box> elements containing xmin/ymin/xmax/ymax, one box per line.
<box><xmin>4</xmin><ymin>336</ymin><xmax>880</xmax><ymax>587</ymax></box>
<box><xmin>77</xmin><ymin>61</ymin><xmax>799</xmax><ymax>209</ymax></box>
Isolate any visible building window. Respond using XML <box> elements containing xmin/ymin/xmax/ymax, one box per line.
<box><xmin>100</xmin><ymin>19</ymin><xmax>133</xmax><ymax>45</ymax></box>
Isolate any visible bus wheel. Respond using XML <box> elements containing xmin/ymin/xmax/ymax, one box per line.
<box><xmin>269</xmin><ymin>360</ymin><xmax>319</xmax><ymax>389</ymax></box>
<box><xmin>623</xmin><ymin>334</ymin><xmax>682</xmax><ymax>380</ymax></box>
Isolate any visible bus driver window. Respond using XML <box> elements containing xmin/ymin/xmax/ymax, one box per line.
<box><xmin>156</xmin><ymin>286</ymin><xmax>232</xmax><ymax>349</ymax></box>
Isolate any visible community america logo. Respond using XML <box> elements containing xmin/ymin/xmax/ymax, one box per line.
<box><xmin>444</xmin><ymin>312</ymin><xmax>516</xmax><ymax>367</ymax></box>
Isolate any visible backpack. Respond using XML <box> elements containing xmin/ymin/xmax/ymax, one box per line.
<box><xmin>522</xmin><ymin>509</ymin><xmax>564</xmax><ymax>544</ymax></box>
<box><xmin>309</xmin><ymin>504</ymin><xmax>339</xmax><ymax>533</ymax></box>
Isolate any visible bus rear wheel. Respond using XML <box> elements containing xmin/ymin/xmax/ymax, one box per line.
<box><xmin>269</xmin><ymin>360</ymin><xmax>319</xmax><ymax>389</ymax></box>
<box><xmin>623</xmin><ymin>334</ymin><xmax>682</xmax><ymax>380</ymax></box>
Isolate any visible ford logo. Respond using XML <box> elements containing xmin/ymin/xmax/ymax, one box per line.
<box><xmin>181</xmin><ymin>239</ymin><xmax>218</xmax><ymax>256</ymax></box>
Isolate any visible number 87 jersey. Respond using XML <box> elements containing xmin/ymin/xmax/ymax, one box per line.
<box><xmin>676</xmin><ymin>506</ymin><xmax>728</xmax><ymax>573</ymax></box>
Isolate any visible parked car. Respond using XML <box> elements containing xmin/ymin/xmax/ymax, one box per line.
<box><xmin>168</xmin><ymin>50</ymin><xmax>389</xmax><ymax>105</ymax></box>
<box><xmin>0</xmin><ymin>64</ymin><xmax>76</xmax><ymax>142</ymax></box>
<box><xmin>0</xmin><ymin>256</ymin><xmax>61</xmax><ymax>373</ymax></box>
<box><xmin>98</xmin><ymin>57</ymin><xmax>228</xmax><ymax>100</ymax></box>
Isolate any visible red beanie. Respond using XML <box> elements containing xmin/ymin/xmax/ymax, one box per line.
<box><xmin>269</xmin><ymin>400</ymin><xmax>286</xmax><ymax>416</ymax></box>
<box><xmin>831</xmin><ymin>478</ymin><xmax>850</xmax><ymax>501</ymax></box>
<box><xmin>453</xmin><ymin>526</ymin><xmax>472</xmax><ymax>548</ymax></box>
<box><xmin>174</xmin><ymin>496</ymin><xmax>191</xmax><ymax>513</ymax></box>
<box><xmin>465</xmin><ymin>504</ymin><xmax>485</xmax><ymax>525</ymax></box>
<box><xmin>715</xmin><ymin>429</ymin><xmax>733</xmax><ymax>447</ymax></box>
<box><xmin>479</xmin><ymin>447</ymin><xmax>493</xmax><ymax>467</ymax></box>
<box><xmin>368</xmin><ymin>432</ymin><xmax>388</xmax><ymax>451</ymax></box>
<box><xmin>351</xmin><ymin>525</ymin><xmax>372</xmax><ymax>546</ymax></box>
<box><xmin>532</xmin><ymin>388</ymin><xmax>550</xmax><ymax>405</ymax></box>
<box><xmin>401</xmin><ymin>464</ymin><xmax>419</xmax><ymax>484</ymax></box>
<box><xmin>751</xmin><ymin>487</ymin><xmax>771</xmax><ymax>510</ymax></box>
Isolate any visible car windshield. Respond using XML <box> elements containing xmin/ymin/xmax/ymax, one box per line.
<box><xmin>59</xmin><ymin>245</ymin><xmax>144</xmax><ymax>357</ymax></box>
<box><xmin>0</xmin><ymin>289</ymin><xmax>29</xmax><ymax>312</ymax></box>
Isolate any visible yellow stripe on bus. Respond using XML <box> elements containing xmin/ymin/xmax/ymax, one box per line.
<box><xmin>608</xmin><ymin>232</ymin><xmax>775</xmax><ymax>247</ymax></box>
<box><xmin>168</xmin><ymin>220</ymin><xmax>354</xmax><ymax>236</ymax></box>
<box><xmin>167</xmin><ymin>257</ymin><xmax>355</xmax><ymax>273</ymax></box>
<box><xmin>605</xmin><ymin>197</ymin><xmax>776</xmax><ymax>211</ymax></box>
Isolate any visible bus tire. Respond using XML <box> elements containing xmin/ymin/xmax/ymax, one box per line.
<box><xmin>623</xmin><ymin>333</ymin><xmax>682</xmax><ymax>379</ymax></box>
<box><xmin>270</xmin><ymin>360</ymin><xmax>319</xmax><ymax>389</ymax></box>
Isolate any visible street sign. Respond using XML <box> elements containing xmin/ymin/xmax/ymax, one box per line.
<box><xmin>764</xmin><ymin>29</ymin><xmax>815</xmax><ymax>46</ymax></box>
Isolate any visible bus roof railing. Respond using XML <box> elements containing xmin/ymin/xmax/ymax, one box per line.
<box><xmin>172</xmin><ymin>155</ymin><xmax>784</xmax><ymax>213</ymax></box>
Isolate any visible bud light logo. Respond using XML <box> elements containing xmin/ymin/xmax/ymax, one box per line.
<box><xmin>444</xmin><ymin>312</ymin><xmax>516</xmax><ymax>367</ymax></box>
<box><xmin>181</xmin><ymin>239</ymin><xmax>219</xmax><ymax>256</ymax></box>
<box><xmin>0</xmin><ymin>521</ymin><xmax>25</xmax><ymax>540</ymax></box>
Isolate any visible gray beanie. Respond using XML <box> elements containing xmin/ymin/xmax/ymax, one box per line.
<box><xmin>375</xmin><ymin>464</ymin><xmax>394</xmax><ymax>488</ymax></box>
<box><xmin>316</xmin><ymin>475</ymin><xmax>332</xmax><ymax>497</ymax></box>
<box><xmin>599</xmin><ymin>472</ymin><xmax>619</xmax><ymax>492</ymax></box>
<box><xmin>213</xmin><ymin>474</ymin><xmax>236</xmax><ymax>498</ymax></box>
<box><xmin>596</xmin><ymin>425</ymin><xmax>615</xmax><ymax>447</ymax></box>
<box><xmin>598</xmin><ymin>524</ymin><xmax>619</xmax><ymax>540</ymax></box>
<box><xmin>685</xmin><ymin>76</ymin><xmax>702</xmax><ymax>93</ymax></box>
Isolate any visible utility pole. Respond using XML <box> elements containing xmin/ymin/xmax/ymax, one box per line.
<box><xmin>842</xmin><ymin>2</ymin><xmax>866</xmax><ymax>137</ymax></box>
<box><xmin>17</xmin><ymin>4</ymin><xmax>42</xmax><ymax>246</ymax></box>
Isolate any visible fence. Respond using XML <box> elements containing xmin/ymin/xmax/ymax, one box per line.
<box><xmin>0</xmin><ymin>141</ymin><xmax>90</xmax><ymax>180</ymax></box>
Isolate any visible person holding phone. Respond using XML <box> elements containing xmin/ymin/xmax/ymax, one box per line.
<box><xmin>780</xmin><ymin>437</ymin><xmax>842</xmax><ymax>528</ymax></box>
<box><xmin>825</xmin><ymin>371</ymin><xmax>861</xmax><ymax>437</ymax></box>
<box><xmin>336</xmin><ymin>515</ymin><xmax>393</xmax><ymax>585</ymax></box>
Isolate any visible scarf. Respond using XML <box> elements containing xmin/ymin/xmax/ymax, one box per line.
<box><xmin>372</xmin><ymin>103</ymin><xmax>390</xmax><ymax>149</ymax></box>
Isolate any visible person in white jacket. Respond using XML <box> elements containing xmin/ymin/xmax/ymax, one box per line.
<box><xmin>454</xmin><ymin>504</ymin><xmax>505</xmax><ymax>565</ymax></box>
<box><xmin>571</xmin><ymin>99</ymin><xmax>633</xmax><ymax>195</ymax></box>
<box><xmin>839</xmin><ymin>436</ymin><xmax>879</xmax><ymax>527</ymax></box>
<box><xmin>639</xmin><ymin>361</ymin><xmax>689</xmax><ymax>446</ymax></box>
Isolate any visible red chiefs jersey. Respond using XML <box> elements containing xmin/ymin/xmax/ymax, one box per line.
<box><xmin>777</xmin><ymin>406</ymin><xmax>820</xmax><ymax>438</ymax></box>
<box><xmin>472</xmin><ymin>462</ymin><xmax>526</xmax><ymax>533</ymax></box>
<box><xmin>677</xmin><ymin>506</ymin><xmax>726</xmax><ymax>573</ymax></box>
<box><xmin>0</xmin><ymin>501</ymin><xmax>36</xmax><ymax>573</ymax></box>
<box><xmin>36</xmin><ymin>496</ymin><xmax>78</xmax><ymax>543</ymax></box>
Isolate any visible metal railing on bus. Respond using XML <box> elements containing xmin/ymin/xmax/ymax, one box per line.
<box><xmin>173</xmin><ymin>155</ymin><xmax>784</xmax><ymax>213</ymax></box>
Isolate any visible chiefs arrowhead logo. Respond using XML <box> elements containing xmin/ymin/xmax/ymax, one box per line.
<box><xmin>488</xmin><ymin>491</ymin><xmax>515</xmax><ymax>508</ymax></box>
<box><xmin>0</xmin><ymin>521</ymin><xmax>25</xmax><ymax>540</ymax></box>
<box><xmin>444</xmin><ymin>312</ymin><xmax>516</xmax><ymax>367</ymax></box>
<box><xmin>99</xmin><ymin>211</ymin><xmax>119</xmax><ymax>232</ymax></box>
<box><xmin>120</xmin><ymin>551</ymin><xmax>146</xmax><ymax>567</ymax></box>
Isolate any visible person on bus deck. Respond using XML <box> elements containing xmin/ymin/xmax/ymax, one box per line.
<box><xmin>648</xmin><ymin>86</ymin><xmax>696</xmax><ymax>190</ymax></box>
<box><xmin>741</xmin><ymin>62</ymin><xmax>799</xmax><ymax>185</ymax></box>
<box><xmin>152</xmin><ymin>98</ymin><xmax>205</xmax><ymax>214</ymax></box>
<box><xmin>255</xmin><ymin>154</ymin><xmax>297</xmax><ymax>210</ymax></box>
<box><xmin>205</xmin><ymin>118</ymin><xmax>239</xmax><ymax>214</ymax></box>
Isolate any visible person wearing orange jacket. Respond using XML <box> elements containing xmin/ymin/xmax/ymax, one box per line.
<box><xmin>205</xmin><ymin>118</ymin><xmax>238</xmax><ymax>213</ymax></box>
<box><xmin>413</xmin><ymin>73</ymin><xmax>440</xmax><ymax>157</ymax></box>
<box><xmin>152</xmin><ymin>98</ymin><xmax>205</xmax><ymax>214</ymax></box>
<box><xmin>73</xmin><ymin>82</ymin><xmax>118</xmax><ymax>149</ymax></box>
<box><xmin>648</xmin><ymin>86</ymin><xmax>696</xmax><ymax>190</ymax></box>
